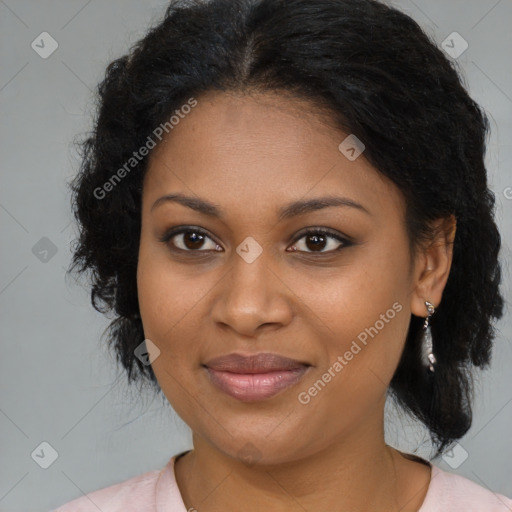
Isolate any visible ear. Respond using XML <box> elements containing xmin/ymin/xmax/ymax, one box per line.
<box><xmin>410</xmin><ymin>214</ymin><xmax>457</xmax><ymax>317</ymax></box>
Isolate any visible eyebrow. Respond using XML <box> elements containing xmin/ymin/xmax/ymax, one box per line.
<box><xmin>150</xmin><ymin>193</ymin><xmax>371</xmax><ymax>219</ymax></box>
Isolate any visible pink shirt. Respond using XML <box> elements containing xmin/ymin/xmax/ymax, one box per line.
<box><xmin>53</xmin><ymin>451</ymin><xmax>512</xmax><ymax>511</ymax></box>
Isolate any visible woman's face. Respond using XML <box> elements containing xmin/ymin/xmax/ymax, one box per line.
<box><xmin>137</xmin><ymin>90</ymin><xmax>431</xmax><ymax>464</ymax></box>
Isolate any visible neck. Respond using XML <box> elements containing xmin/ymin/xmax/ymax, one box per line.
<box><xmin>174</xmin><ymin>410</ymin><xmax>428</xmax><ymax>512</ymax></box>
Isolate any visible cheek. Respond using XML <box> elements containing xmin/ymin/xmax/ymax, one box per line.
<box><xmin>137</xmin><ymin>236</ymin><xmax>206</xmax><ymax>338</ymax></box>
<box><xmin>136</xmin><ymin>244</ymin><xmax>222</xmax><ymax>398</ymax></box>
<box><xmin>305</xmin><ymin>247</ymin><xmax>410</xmax><ymax>375</ymax></box>
<box><xmin>137</xmin><ymin>272</ymin><xmax>204</xmax><ymax>366</ymax></box>
<box><xmin>295</xmin><ymin>273</ymin><xmax>409</xmax><ymax>440</ymax></box>
<box><xmin>136</xmin><ymin>254</ymin><xmax>204</xmax><ymax>415</ymax></box>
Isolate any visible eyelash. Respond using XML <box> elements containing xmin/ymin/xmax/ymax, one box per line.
<box><xmin>158</xmin><ymin>226</ymin><xmax>352</xmax><ymax>256</ymax></box>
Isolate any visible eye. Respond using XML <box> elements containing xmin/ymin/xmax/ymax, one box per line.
<box><xmin>159</xmin><ymin>226</ymin><xmax>352</xmax><ymax>255</ymax></box>
<box><xmin>159</xmin><ymin>226</ymin><xmax>222</xmax><ymax>253</ymax></box>
<box><xmin>287</xmin><ymin>228</ymin><xmax>351</xmax><ymax>254</ymax></box>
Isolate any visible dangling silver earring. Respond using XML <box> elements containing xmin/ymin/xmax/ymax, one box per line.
<box><xmin>421</xmin><ymin>300</ymin><xmax>436</xmax><ymax>372</ymax></box>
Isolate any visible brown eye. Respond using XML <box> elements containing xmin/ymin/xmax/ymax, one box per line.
<box><xmin>160</xmin><ymin>227</ymin><xmax>222</xmax><ymax>252</ymax></box>
<box><xmin>288</xmin><ymin>228</ymin><xmax>351</xmax><ymax>254</ymax></box>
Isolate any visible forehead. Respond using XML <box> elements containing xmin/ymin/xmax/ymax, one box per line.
<box><xmin>143</xmin><ymin>90</ymin><xmax>405</xmax><ymax>222</ymax></box>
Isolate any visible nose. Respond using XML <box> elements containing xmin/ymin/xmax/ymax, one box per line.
<box><xmin>210</xmin><ymin>249</ymin><xmax>294</xmax><ymax>338</ymax></box>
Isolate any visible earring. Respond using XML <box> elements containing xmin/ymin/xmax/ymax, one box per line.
<box><xmin>420</xmin><ymin>300</ymin><xmax>436</xmax><ymax>372</ymax></box>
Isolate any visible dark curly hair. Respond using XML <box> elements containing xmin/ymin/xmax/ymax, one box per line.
<box><xmin>67</xmin><ymin>0</ymin><xmax>505</xmax><ymax>460</ymax></box>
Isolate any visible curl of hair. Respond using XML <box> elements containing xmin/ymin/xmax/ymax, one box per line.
<box><xmin>67</xmin><ymin>0</ymin><xmax>505</xmax><ymax>459</ymax></box>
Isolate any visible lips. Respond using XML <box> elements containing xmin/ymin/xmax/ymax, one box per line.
<box><xmin>203</xmin><ymin>352</ymin><xmax>311</xmax><ymax>402</ymax></box>
<box><xmin>203</xmin><ymin>352</ymin><xmax>309</xmax><ymax>373</ymax></box>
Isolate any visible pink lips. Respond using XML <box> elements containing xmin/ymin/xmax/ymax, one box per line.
<box><xmin>203</xmin><ymin>352</ymin><xmax>310</xmax><ymax>402</ymax></box>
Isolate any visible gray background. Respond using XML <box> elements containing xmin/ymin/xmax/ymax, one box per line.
<box><xmin>0</xmin><ymin>0</ymin><xmax>511</xmax><ymax>511</ymax></box>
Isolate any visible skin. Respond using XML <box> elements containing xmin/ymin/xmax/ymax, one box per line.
<box><xmin>136</xmin><ymin>89</ymin><xmax>457</xmax><ymax>512</ymax></box>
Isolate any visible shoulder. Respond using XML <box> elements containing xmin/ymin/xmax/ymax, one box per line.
<box><xmin>51</xmin><ymin>467</ymin><xmax>164</xmax><ymax>512</ymax></box>
<box><xmin>421</xmin><ymin>464</ymin><xmax>512</xmax><ymax>512</ymax></box>
<box><xmin>51</xmin><ymin>451</ymin><xmax>189</xmax><ymax>512</ymax></box>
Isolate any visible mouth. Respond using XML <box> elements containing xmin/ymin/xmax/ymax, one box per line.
<box><xmin>202</xmin><ymin>352</ymin><xmax>311</xmax><ymax>402</ymax></box>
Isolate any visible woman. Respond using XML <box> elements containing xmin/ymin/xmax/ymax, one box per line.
<box><xmin>55</xmin><ymin>0</ymin><xmax>511</xmax><ymax>510</ymax></box>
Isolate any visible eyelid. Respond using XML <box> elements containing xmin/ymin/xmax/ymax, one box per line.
<box><xmin>291</xmin><ymin>227</ymin><xmax>351</xmax><ymax>245</ymax></box>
